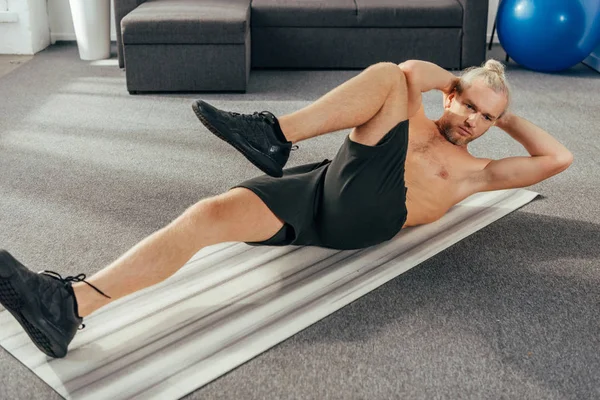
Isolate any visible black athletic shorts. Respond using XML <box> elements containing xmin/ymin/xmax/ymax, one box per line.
<box><xmin>229</xmin><ymin>119</ymin><xmax>409</xmax><ymax>250</ymax></box>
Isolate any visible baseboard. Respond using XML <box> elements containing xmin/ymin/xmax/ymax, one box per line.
<box><xmin>0</xmin><ymin>11</ymin><xmax>18</xmax><ymax>23</ymax></box>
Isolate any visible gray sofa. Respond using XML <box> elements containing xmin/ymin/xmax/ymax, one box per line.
<box><xmin>115</xmin><ymin>0</ymin><xmax>489</xmax><ymax>93</ymax></box>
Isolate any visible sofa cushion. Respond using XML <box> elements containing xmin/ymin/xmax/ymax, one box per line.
<box><xmin>252</xmin><ymin>0</ymin><xmax>357</xmax><ymax>27</ymax></box>
<box><xmin>251</xmin><ymin>0</ymin><xmax>463</xmax><ymax>28</ymax></box>
<box><xmin>356</xmin><ymin>0</ymin><xmax>463</xmax><ymax>27</ymax></box>
<box><xmin>122</xmin><ymin>0</ymin><xmax>251</xmax><ymax>45</ymax></box>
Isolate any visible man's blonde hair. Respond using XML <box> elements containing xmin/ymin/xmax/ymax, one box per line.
<box><xmin>456</xmin><ymin>59</ymin><xmax>511</xmax><ymax>118</ymax></box>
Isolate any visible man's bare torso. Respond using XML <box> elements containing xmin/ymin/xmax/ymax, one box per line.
<box><xmin>401</xmin><ymin>112</ymin><xmax>488</xmax><ymax>228</ymax></box>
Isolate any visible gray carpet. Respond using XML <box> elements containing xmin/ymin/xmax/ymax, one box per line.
<box><xmin>0</xmin><ymin>42</ymin><xmax>599</xmax><ymax>400</ymax></box>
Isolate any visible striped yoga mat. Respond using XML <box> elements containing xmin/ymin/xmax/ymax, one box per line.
<box><xmin>0</xmin><ymin>189</ymin><xmax>539</xmax><ymax>399</ymax></box>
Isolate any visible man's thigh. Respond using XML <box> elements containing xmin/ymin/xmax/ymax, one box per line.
<box><xmin>319</xmin><ymin>116</ymin><xmax>409</xmax><ymax>249</ymax></box>
<box><xmin>208</xmin><ymin>187</ymin><xmax>285</xmax><ymax>244</ymax></box>
<box><xmin>348</xmin><ymin>69</ymin><xmax>409</xmax><ymax>147</ymax></box>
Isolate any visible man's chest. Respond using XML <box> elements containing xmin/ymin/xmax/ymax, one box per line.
<box><xmin>406</xmin><ymin>134</ymin><xmax>472</xmax><ymax>184</ymax></box>
<box><xmin>403</xmin><ymin>122</ymin><xmax>482</xmax><ymax>207</ymax></box>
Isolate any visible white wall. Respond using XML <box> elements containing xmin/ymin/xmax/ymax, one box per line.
<box><xmin>30</xmin><ymin>0</ymin><xmax>51</xmax><ymax>52</ymax></box>
<box><xmin>48</xmin><ymin>0</ymin><xmax>116</xmax><ymax>42</ymax></box>
<box><xmin>0</xmin><ymin>0</ymin><xmax>50</xmax><ymax>54</ymax></box>
<box><xmin>487</xmin><ymin>0</ymin><xmax>500</xmax><ymax>43</ymax></box>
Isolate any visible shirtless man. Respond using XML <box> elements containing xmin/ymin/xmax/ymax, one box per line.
<box><xmin>0</xmin><ymin>59</ymin><xmax>573</xmax><ymax>359</ymax></box>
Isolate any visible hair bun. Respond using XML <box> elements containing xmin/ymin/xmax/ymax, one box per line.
<box><xmin>484</xmin><ymin>59</ymin><xmax>506</xmax><ymax>76</ymax></box>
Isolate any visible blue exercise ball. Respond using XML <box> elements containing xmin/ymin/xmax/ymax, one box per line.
<box><xmin>497</xmin><ymin>0</ymin><xmax>600</xmax><ymax>72</ymax></box>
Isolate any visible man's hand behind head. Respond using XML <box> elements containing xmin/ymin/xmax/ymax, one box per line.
<box><xmin>442</xmin><ymin>76</ymin><xmax>460</xmax><ymax>96</ymax></box>
<box><xmin>441</xmin><ymin>76</ymin><xmax>460</xmax><ymax>106</ymax></box>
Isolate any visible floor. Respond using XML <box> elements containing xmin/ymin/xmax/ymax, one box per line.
<box><xmin>0</xmin><ymin>54</ymin><xmax>33</xmax><ymax>78</ymax></box>
<box><xmin>0</xmin><ymin>43</ymin><xmax>511</xmax><ymax>78</ymax></box>
<box><xmin>1</xmin><ymin>42</ymin><xmax>598</xmax><ymax>400</ymax></box>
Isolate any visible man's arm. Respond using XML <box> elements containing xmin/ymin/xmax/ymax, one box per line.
<box><xmin>398</xmin><ymin>60</ymin><xmax>459</xmax><ymax>118</ymax></box>
<box><xmin>473</xmin><ymin>113</ymin><xmax>573</xmax><ymax>192</ymax></box>
<box><xmin>495</xmin><ymin>112</ymin><xmax>572</xmax><ymax>157</ymax></box>
<box><xmin>398</xmin><ymin>60</ymin><xmax>459</xmax><ymax>93</ymax></box>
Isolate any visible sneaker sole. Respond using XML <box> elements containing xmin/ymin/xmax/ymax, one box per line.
<box><xmin>192</xmin><ymin>101</ymin><xmax>284</xmax><ymax>178</ymax></box>
<box><xmin>0</xmin><ymin>251</ymin><xmax>67</xmax><ymax>358</ymax></box>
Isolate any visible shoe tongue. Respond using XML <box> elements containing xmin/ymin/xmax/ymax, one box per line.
<box><xmin>259</xmin><ymin>111</ymin><xmax>276</xmax><ymax>124</ymax></box>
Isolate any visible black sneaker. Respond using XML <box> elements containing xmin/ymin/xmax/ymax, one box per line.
<box><xmin>0</xmin><ymin>250</ymin><xmax>111</xmax><ymax>358</ymax></box>
<box><xmin>192</xmin><ymin>100</ymin><xmax>299</xmax><ymax>178</ymax></box>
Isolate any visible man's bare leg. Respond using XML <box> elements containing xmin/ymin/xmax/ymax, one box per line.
<box><xmin>278</xmin><ymin>62</ymin><xmax>408</xmax><ymax>144</ymax></box>
<box><xmin>71</xmin><ymin>188</ymin><xmax>285</xmax><ymax>317</ymax></box>
<box><xmin>72</xmin><ymin>63</ymin><xmax>407</xmax><ymax>317</ymax></box>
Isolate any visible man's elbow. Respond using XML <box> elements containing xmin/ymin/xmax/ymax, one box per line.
<box><xmin>551</xmin><ymin>152</ymin><xmax>573</xmax><ymax>175</ymax></box>
<box><xmin>554</xmin><ymin>152</ymin><xmax>574</xmax><ymax>171</ymax></box>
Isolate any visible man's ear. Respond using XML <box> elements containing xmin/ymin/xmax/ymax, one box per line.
<box><xmin>443</xmin><ymin>91</ymin><xmax>455</xmax><ymax>109</ymax></box>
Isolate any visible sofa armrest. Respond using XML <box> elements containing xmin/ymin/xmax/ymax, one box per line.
<box><xmin>456</xmin><ymin>0</ymin><xmax>489</xmax><ymax>68</ymax></box>
<box><xmin>114</xmin><ymin>0</ymin><xmax>147</xmax><ymax>68</ymax></box>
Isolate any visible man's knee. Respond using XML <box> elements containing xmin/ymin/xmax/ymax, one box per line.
<box><xmin>368</xmin><ymin>62</ymin><xmax>408</xmax><ymax>92</ymax></box>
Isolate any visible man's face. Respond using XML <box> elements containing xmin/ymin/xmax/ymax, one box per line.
<box><xmin>437</xmin><ymin>79</ymin><xmax>508</xmax><ymax>147</ymax></box>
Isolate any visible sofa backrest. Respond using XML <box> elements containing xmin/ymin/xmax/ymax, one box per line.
<box><xmin>455</xmin><ymin>0</ymin><xmax>488</xmax><ymax>68</ymax></box>
<box><xmin>114</xmin><ymin>0</ymin><xmax>488</xmax><ymax>70</ymax></box>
